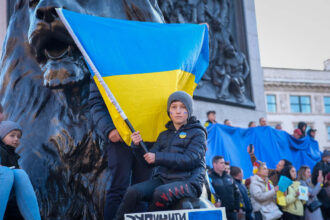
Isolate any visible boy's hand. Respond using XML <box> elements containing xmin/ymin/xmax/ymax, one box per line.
<box><xmin>274</xmin><ymin>185</ymin><xmax>279</xmax><ymax>192</ymax></box>
<box><xmin>131</xmin><ymin>131</ymin><xmax>142</xmax><ymax>145</ymax></box>
<box><xmin>144</xmin><ymin>153</ymin><xmax>155</xmax><ymax>164</ymax></box>
<box><xmin>108</xmin><ymin>129</ymin><xmax>123</xmax><ymax>143</ymax></box>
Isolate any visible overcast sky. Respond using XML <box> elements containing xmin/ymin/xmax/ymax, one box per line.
<box><xmin>254</xmin><ymin>0</ymin><xmax>330</xmax><ymax>70</ymax></box>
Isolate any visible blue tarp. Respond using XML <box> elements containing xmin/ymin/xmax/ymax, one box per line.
<box><xmin>205</xmin><ymin>124</ymin><xmax>322</xmax><ymax>178</ymax></box>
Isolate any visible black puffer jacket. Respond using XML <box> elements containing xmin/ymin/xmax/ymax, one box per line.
<box><xmin>209</xmin><ymin>170</ymin><xmax>240</xmax><ymax>212</ymax></box>
<box><xmin>150</xmin><ymin>117</ymin><xmax>207</xmax><ymax>196</ymax></box>
<box><xmin>0</xmin><ymin>140</ymin><xmax>20</xmax><ymax>168</ymax></box>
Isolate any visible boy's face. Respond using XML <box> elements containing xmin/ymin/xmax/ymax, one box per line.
<box><xmin>2</xmin><ymin>130</ymin><xmax>22</xmax><ymax>148</ymax></box>
<box><xmin>169</xmin><ymin>101</ymin><xmax>188</xmax><ymax>125</ymax></box>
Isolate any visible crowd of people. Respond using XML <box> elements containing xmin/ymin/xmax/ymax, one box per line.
<box><xmin>208</xmin><ymin>146</ymin><xmax>330</xmax><ymax>220</ymax></box>
<box><xmin>204</xmin><ymin>110</ymin><xmax>330</xmax><ymax>220</ymax></box>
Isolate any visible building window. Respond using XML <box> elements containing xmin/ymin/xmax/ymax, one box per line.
<box><xmin>266</xmin><ymin>95</ymin><xmax>276</xmax><ymax>112</ymax></box>
<box><xmin>290</xmin><ymin>96</ymin><xmax>311</xmax><ymax>113</ymax></box>
<box><xmin>325</xmin><ymin>97</ymin><xmax>330</xmax><ymax>113</ymax></box>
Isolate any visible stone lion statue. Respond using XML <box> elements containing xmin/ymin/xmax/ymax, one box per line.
<box><xmin>0</xmin><ymin>0</ymin><xmax>163</xmax><ymax>219</ymax></box>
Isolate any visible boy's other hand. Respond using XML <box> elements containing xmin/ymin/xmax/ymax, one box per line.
<box><xmin>131</xmin><ymin>131</ymin><xmax>142</xmax><ymax>145</ymax></box>
<box><xmin>144</xmin><ymin>153</ymin><xmax>155</xmax><ymax>164</ymax></box>
<box><xmin>274</xmin><ymin>185</ymin><xmax>279</xmax><ymax>192</ymax></box>
<box><xmin>108</xmin><ymin>129</ymin><xmax>123</xmax><ymax>143</ymax></box>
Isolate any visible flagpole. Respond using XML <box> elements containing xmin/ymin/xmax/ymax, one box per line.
<box><xmin>94</xmin><ymin>77</ymin><xmax>149</xmax><ymax>153</ymax></box>
<box><xmin>56</xmin><ymin>8</ymin><xmax>149</xmax><ymax>153</ymax></box>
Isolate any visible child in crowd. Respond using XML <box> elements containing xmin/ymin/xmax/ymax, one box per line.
<box><xmin>298</xmin><ymin>165</ymin><xmax>324</xmax><ymax>220</ymax></box>
<box><xmin>280</xmin><ymin>165</ymin><xmax>304</xmax><ymax>220</ymax></box>
<box><xmin>115</xmin><ymin>91</ymin><xmax>207</xmax><ymax>220</ymax></box>
<box><xmin>250</xmin><ymin>161</ymin><xmax>282</xmax><ymax>220</ymax></box>
<box><xmin>0</xmin><ymin>121</ymin><xmax>41</xmax><ymax>220</ymax></box>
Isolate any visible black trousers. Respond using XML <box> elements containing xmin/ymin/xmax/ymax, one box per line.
<box><xmin>115</xmin><ymin>178</ymin><xmax>197</xmax><ymax>220</ymax></box>
<box><xmin>226</xmin><ymin>211</ymin><xmax>238</xmax><ymax>220</ymax></box>
<box><xmin>254</xmin><ymin>211</ymin><xmax>262</xmax><ymax>220</ymax></box>
<box><xmin>282</xmin><ymin>211</ymin><xmax>302</xmax><ymax>220</ymax></box>
<box><xmin>104</xmin><ymin>142</ymin><xmax>152</xmax><ymax>220</ymax></box>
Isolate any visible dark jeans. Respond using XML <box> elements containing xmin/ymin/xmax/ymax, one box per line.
<box><xmin>282</xmin><ymin>211</ymin><xmax>302</xmax><ymax>220</ymax></box>
<box><xmin>115</xmin><ymin>178</ymin><xmax>197</xmax><ymax>220</ymax></box>
<box><xmin>104</xmin><ymin>142</ymin><xmax>152</xmax><ymax>220</ymax></box>
<box><xmin>254</xmin><ymin>211</ymin><xmax>262</xmax><ymax>220</ymax></box>
<box><xmin>226</xmin><ymin>211</ymin><xmax>238</xmax><ymax>220</ymax></box>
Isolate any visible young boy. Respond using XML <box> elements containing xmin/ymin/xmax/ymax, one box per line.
<box><xmin>115</xmin><ymin>91</ymin><xmax>207</xmax><ymax>219</ymax></box>
<box><xmin>0</xmin><ymin>121</ymin><xmax>41</xmax><ymax>220</ymax></box>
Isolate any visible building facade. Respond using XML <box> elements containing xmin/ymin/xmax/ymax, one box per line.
<box><xmin>264</xmin><ymin>66</ymin><xmax>330</xmax><ymax>151</ymax></box>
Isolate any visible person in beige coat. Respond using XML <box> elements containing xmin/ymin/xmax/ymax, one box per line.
<box><xmin>250</xmin><ymin>161</ymin><xmax>282</xmax><ymax>220</ymax></box>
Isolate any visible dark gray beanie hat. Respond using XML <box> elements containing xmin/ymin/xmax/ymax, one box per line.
<box><xmin>0</xmin><ymin>121</ymin><xmax>22</xmax><ymax>139</ymax></box>
<box><xmin>167</xmin><ymin>91</ymin><xmax>193</xmax><ymax>117</ymax></box>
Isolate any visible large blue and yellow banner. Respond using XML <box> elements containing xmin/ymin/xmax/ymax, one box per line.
<box><xmin>206</xmin><ymin>124</ymin><xmax>321</xmax><ymax>178</ymax></box>
<box><xmin>57</xmin><ymin>9</ymin><xmax>209</xmax><ymax>145</ymax></box>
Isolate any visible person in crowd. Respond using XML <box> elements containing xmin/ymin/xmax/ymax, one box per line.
<box><xmin>225</xmin><ymin>161</ymin><xmax>231</xmax><ymax>174</ymax></box>
<box><xmin>248</xmin><ymin>121</ymin><xmax>256</xmax><ymax>128</ymax></box>
<box><xmin>318</xmin><ymin>173</ymin><xmax>330</xmax><ymax>220</ymax></box>
<box><xmin>0</xmin><ymin>121</ymin><xmax>41</xmax><ymax>220</ymax></box>
<box><xmin>280</xmin><ymin>165</ymin><xmax>304</xmax><ymax>220</ymax></box>
<box><xmin>258</xmin><ymin>117</ymin><xmax>267</xmax><ymax>126</ymax></box>
<box><xmin>297</xmin><ymin>122</ymin><xmax>307</xmax><ymax>138</ymax></box>
<box><xmin>293</xmin><ymin>128</ymin><xmax>303</xmax><ymax>139</ymax></box>
<box><xmin>224</xmin><ymin>119</ymin><xmax>232</xmax><ymax>127</ymax></box>
<box><xmin>204</xmin><ymin>110</ymin><xmax>217</xmax><ymax>127</ymax></box>
<box><xmin>307</xmin><ymin>128</ymin><xmax>317</xmax><ymax>139</ymax></box>
<box><xmin>0</xmin><ymin>104</ymin><xmax>4</xmax><ymax>122</ymax></box>
<box><xmin>275</xmin><ymin>124</ymin><xmax>282</xmax><ymax>130</ymax></box>
<box><xmin>298</xmin><ymin>165</ymin><xmax>324</xmax><ymax>220</ymax></box>
<box><xmin>244</xmin><ymin>178</ymin><xmax>252</xmax><ymax>190</ymax></box>
<box><xmin>312</xmin><ymin>150</ymin><xmax>330</xmax><ymax>219</ymax></box>
<box><xmin>89</xmin><ymin>82</ymin><xmax>152</xmax><ymax>219</ymax></box>
<box><xmin>114</xmin><ymin>91</ymin><xmax>207</xmax><ymax>220</ymax></box>
<box><xmin>230</xmin><ymin>166</ymin><xmax>253</xmax><ymax>220</ymax></box>
<box><xmin>250</xmin><ymin>161</ymin><xmax>282</xmax><ymax>220</ymax></box>
<box><xmin>248</xmin><ymin>145</ymin><xmax>292</xmax><ymax>186</ymax></box>
<box><xmin>209</xmin><ymin>156</ymin><xmax>240</xmax><ymax>220</ymax></box>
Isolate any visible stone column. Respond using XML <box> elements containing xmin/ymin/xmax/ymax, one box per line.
<box><xmin>0</xmin><ymin>1</ymin><xmax>8</xmax><ymax>53</ymax></box>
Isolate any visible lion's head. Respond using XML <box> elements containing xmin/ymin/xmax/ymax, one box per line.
<box><xmin>27</xmin><ymin>0</ymin><xmax>164</xmax><ymax>88</ymax></box>
<box><xmin>0</xmin><ymin>0</ymin><xmax>163</xmax><ymax>219</ymax></box>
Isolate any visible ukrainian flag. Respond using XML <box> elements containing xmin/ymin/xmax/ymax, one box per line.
<box><xmin>57</xmin><ymin>9</ymin><xmax>209</xmax><ymax>145</ymax></box>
